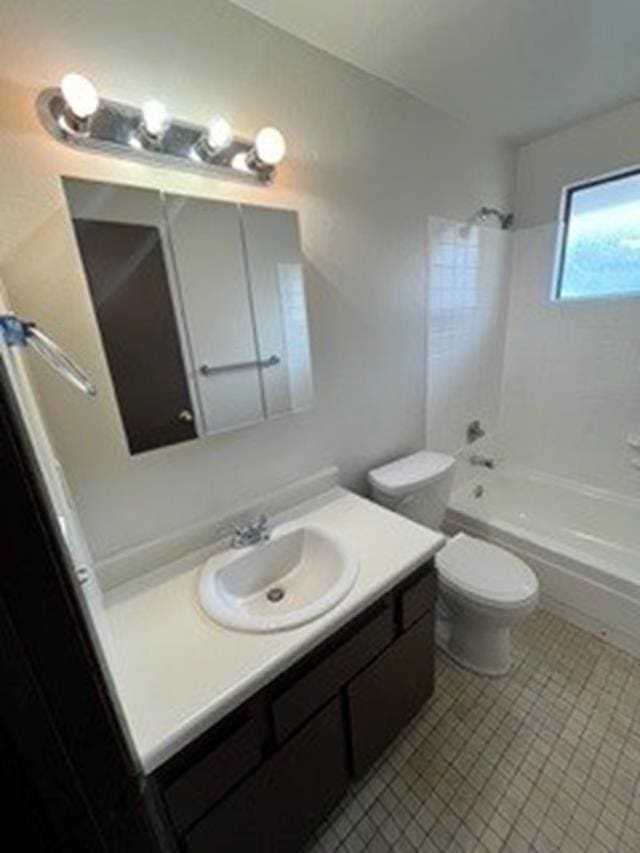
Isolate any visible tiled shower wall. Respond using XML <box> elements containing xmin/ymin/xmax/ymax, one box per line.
<box><xmin>500</xmin><ymin>100</ymin><xmax>640</xmax><ymax>499</ymax></box>
<box><xmin>427</xmin><ymin>99</ymin><xmax>640</xmax><ymax>502</ymax></box>
<box><xmin>425</xmin><ymin>218</ymin><xmax>511</xmax><ymax>457</ymax></box>
<box><xmin>500</xmin><ymin>223</ymin><xmax>640</xmax><ymax>498</ymax></box>
<box><xmin>426</xmin><ymin>214</ymin><xmax>640</xmax><ymax>499</ymax></box>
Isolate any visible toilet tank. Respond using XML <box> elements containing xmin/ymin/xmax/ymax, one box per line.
<box><xmin>368</xmin><ymin>451</ymin><xmax>456</xmax><ymax>530</ymax></box>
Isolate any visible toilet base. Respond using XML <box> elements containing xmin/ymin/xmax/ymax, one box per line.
<box><xmin>436</xmin><ymin>613</ymin><xmax>514</xmax><ymax>677</ymax></box>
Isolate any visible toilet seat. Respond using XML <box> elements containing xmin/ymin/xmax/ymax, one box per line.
<box><xmin>436</xmin><ymin>533</ymin><xmax>538</xmax><ymax>610</ymax></box>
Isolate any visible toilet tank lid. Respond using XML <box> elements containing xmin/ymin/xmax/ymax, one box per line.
<box><xmin>368</xmin><ymin>451</ymin><xmax>456</xmax><ymax>497</ymax></box>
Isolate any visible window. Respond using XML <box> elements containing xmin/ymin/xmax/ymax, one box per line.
<box><xmin>554</xmin><ymin>168</ymin><xmax>640</xmax><ymax>301</ymax></box>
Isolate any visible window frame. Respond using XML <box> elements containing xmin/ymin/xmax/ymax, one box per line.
<box><xmin>552</xmin><ymin>165</ymin><xmax>640</xmax><ymax>303</ymax></box>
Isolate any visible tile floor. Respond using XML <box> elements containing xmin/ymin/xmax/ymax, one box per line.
<box><xmin>307</xmin><ymin>609</ymin><xmax>640</xmax><ymax>852</ymax></box>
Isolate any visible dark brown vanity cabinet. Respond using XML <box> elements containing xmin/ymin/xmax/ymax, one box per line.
<box><xmin>186</xmin><ymin>698</ymin><xmax>348</xmax><ymax>853</ymax></box>
<box><xmin>152</xmin><ymin>561</ymin><xmax>437</xmax><ymax>852</ymax></box>
<box><xmin>347</xmin><ymin>613</ymin><xmax>434</xmax><ymax>777</ymax></box>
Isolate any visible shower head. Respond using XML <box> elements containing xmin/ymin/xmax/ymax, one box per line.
<box><xmin>474</xmin><ymin>207</ymin><xmax>514</xmax><ymax>230</ymax></box>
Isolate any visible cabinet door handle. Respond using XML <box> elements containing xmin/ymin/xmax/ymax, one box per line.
<box><xmin>178</xmin><ymin>409</ymin><xmax>194</xmax><ymax>423</ymax></box>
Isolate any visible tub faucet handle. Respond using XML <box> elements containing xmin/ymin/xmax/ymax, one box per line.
<box><xmin>467</xmin><ymin>420</ymin><xmax>485</xmax><ymax>443</ymax></box>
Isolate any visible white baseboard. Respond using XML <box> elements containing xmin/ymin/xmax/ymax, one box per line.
<box><xmin>539</xmin><ymin>594</ymin><xmax>639</xmax><ymax>659</ymax></box>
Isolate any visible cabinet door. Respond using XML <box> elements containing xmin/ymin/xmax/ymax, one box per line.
<box><xmin>240</xmin><ymin>205</ymin><xmax>313</xmax><ymax>417</ymax></box>
<box><xmin>185</xmin><ymin>698</ymin><xmax>347</xmax><ymax>853</ymax></box>
<box><xmin>272</xmin><ymin>602</ymin><xmax>394</xmax><ymax>744</ymax></box>
<box><xmin>399</xmin><ymin>565</ymin><xmax>437</xmax><ymax>630</ymax></box>
<box><xmin>347</xmin><ymin>614</ymin><xmax>434</xmax><ymax>777</ymax></box>
<box><xmin>163</xmin><ymin>716</ymin><xmax>262</xmax><ymax>834</ymax></box>
<box><xmin>65</xmin><ymin>180</ymin><xmax>197</xmax><ymax>454</ymax></box>
<box><xmin>165</xmin><ymin>196</ymin><xmax>264</xmax><ymax>434</ymax></box>
<box><xmin>72</xmin><ymin>219</ymin><xmax>197</xmax><ymax>453</ymax></box>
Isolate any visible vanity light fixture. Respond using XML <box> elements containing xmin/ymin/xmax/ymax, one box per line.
<box><xmin>37</xmin><ymin>75</ymin><xmax>286</xmax><ymax>185</ymax></box>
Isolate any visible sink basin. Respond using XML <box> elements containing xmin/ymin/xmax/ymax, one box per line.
<box><xmin>198</xmin><ymin>523</ymin><xmax>359</xmax><ymax>633</ymax></box>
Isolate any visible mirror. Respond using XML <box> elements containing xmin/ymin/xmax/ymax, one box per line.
<box><xmin>63</xmin><ymin>178</ymin><xmax>313</xmax><ymax>454</ymax></box>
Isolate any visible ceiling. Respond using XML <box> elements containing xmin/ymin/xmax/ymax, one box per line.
<box><xmin>229</xmin><ymin>0</ymin><xmax>640</xmax><ymax>143</ymax></box>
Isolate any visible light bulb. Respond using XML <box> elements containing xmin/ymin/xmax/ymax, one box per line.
<box><xmin>207</xmin><ymin>116</ymin><xmax>233</xmax><ymax>151</ymax></box>
<box><xmin>141</xmin><ymin>99</ymin><xmax>170</xmax><ymax>138</ymax></box>
<box><xmin>254</xmin><ymin>126</ymin><xmax>286</xmax><ymax>166</ymax></box>
<box><xmin>60</xmin><ymin>73</ymin><xmax>99</xmax><ymax>119</ymax></box>
<box><xmin>231</xmin><ymin>152</ymin><xmax>251</xmax><ymax>172</ymax></box>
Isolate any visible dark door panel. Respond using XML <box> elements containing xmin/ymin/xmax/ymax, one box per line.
<box><xmin>0</xmin><ymin>363</ymin><xmax>162</xmax><ymax>852</ymax></box>
<box><xmin>73</xmin><ymin>218</ymin><xmax>196</xmax><ymax>453</ymax></box>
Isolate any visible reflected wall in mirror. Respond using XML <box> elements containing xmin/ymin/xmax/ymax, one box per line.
<box><xmin>63</xmin><ymin>179</ymin><xmax>313</xmax><ymax>454</ymax></box>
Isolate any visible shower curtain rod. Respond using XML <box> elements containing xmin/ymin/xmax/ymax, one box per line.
<box><xmin>0</xmin><ymin>314</ymin><xmax>97</xmax><ymax>397</ymax></box>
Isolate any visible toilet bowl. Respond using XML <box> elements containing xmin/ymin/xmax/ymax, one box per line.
<box><xmin>368</xmin><ymin>451</ymin><xmax>539</xmax><ymax>676</ymax></box>
<box><xmin>435</xmin><ymin>532</ymin><xmax>538</xmax><ymax>675</ymax></box>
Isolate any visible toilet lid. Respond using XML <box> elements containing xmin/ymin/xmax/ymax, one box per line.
<box><xmin>436</xmin><ymin>533</ymin><xmax>538</xmax><ymax>609</ymax></box>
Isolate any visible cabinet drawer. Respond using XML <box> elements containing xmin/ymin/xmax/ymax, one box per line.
<box><xmin>272</xmin><ymin>604</ymin><xmax>394</xmax><ymax>743</ymax></box>
<box><xmin>185</xmin><ymin>698</ymin><xmax>348</xmax><ymax>853</ymax></box>
<box><xmin>347</xmin><ymin>613</ymin><xmax>434</xmax><ymax>777</ymax></box>
<box><xmin>164</xmin><ymin>717</ymin><xmax>262</xmax><ymax>833</ymax></box>
<box><xmin>400</xmin><ymin>568</ymin><xmax>437</xmax><ymax>630</ymax></box>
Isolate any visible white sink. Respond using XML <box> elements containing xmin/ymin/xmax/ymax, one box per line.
<box><xmin>198</xmin><ymin>523</ymin><xmax>359</xmax><ymax>633</ymax></box>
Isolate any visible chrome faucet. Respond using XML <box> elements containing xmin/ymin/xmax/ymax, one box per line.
<box><xmin>231</xmin><ymin>515</ymin><xmax>270</xmax><ymax>548</ymax></box>
<box><xmin>469</xmin><ymin>454</ymin><xmax>495</xmax><ymax>469</ymax></box>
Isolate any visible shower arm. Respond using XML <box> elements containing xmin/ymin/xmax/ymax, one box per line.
<box><xmin>474</xmin><ymin>207</ymin><xmax>514</xmax><ymax>230</ymax></box>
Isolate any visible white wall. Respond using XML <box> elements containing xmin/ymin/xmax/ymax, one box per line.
<box><xmin>0</xmin><ymin>0</ymin><xmax>514</xmax><ymax>563</ymax></box>
<box><xmin>515</xmin><ymin>99</ymin><xmax>640</xmax><ymax>228</ymax></box>
<box><xmin>426</xmin><ymin>218</ymin><xmax>511</xmax><ymax>457</ymax></box>
<box><xmin>501</xmin><ymin>100</ymin><xmax>640</xmax><ymax>498</ymax></box>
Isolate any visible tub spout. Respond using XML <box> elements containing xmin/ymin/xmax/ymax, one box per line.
<box><xmin>470</xmin><ymin>454</ymin><xmax>495</xmax><ymax>469</ymax></box>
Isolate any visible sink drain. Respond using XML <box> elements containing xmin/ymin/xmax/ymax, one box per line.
<box><xmin>266</xmin><ymin>587</ymin><xmax>285</xmax><ymax>603</ymax></box>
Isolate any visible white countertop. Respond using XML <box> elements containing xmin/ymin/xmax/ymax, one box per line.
<box><xmin>104</xmin><ymin>488</ymin><xmax>445</xmax><ymax>773</ymax></box>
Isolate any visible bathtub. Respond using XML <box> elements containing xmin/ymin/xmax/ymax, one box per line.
<box><xmin>445</xmin><ymin>466</ymin><xmax>640</xmax><ymax>657</ymax></box>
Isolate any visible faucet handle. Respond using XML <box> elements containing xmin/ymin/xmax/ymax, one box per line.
<box><xmin>230</xmin><ymin>522</ymin><xmax>251</xmax><ymax>546</ymax></box>
<box><xmin>230</xmin><ymin>515</ymin><xmax>270</xmax><ymax>548</ymax></box>
<box><xmin>467</xmin><ymin>419</ymin><xmax>485</xmax><ymax>443</ymax></box>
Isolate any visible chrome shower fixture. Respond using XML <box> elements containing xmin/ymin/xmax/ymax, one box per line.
<box><xmin>474</xmin><ymin>206</ymin><xmax>514</xmax><ymax>230</ymax></box>
<box><xmin>37</xmin><ymin>73</ymin><xmax>287</xmax><ymax>185</ymax></box>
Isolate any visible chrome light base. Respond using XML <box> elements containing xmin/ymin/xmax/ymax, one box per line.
<box><xmin>37</xmin><ymin>88</ymin><xmax>274</xmax><ymax>185</ymax></box>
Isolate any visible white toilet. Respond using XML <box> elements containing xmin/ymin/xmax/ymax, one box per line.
<box><xmin>368</xmin><ymin>451</ymin><xmax>539</xmax><ymax>676</ymax></box>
